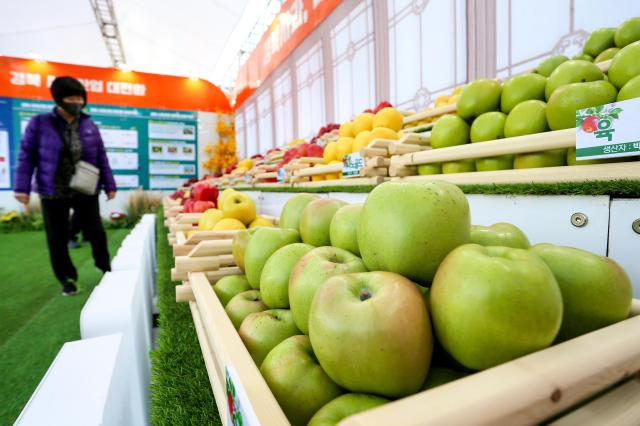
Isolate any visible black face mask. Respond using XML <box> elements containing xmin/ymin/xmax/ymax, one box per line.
<box><xmin>61</xmin><ymin>102</ymin><xmax>83</xmax><ymax>117</ymax></box>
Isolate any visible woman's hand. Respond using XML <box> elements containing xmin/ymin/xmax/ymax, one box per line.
<box><xmin>107</xmin><ymin>191</ymin><xmax>116</xmax><ymax>200</ymax></box>
<box><xmin>14</xmin><ymin>192</ymin><xmax>30</xmax><ymax>204</ymax></box>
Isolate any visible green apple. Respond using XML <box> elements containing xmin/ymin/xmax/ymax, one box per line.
<box><xmin>500</xmin><ymin>74</ymin><xmax>547</xmax><ymax>114</ymax></box>
<box><xmin>329</xmin><ymin>204</ymin><xmax>363</xmax><ymax>256</ymax></box>
<box><xmin>594</xmin><ymin>47</ymin><xmax>619</xmax><ymax>63</ymax></box>
<box><xmin>225</xmin><ymin>290</ymin><xmax>267</xmax><ymax>330</ymax></box>
<box><xmin>457</xmin><ymin>79</ymin><xmax>502</xmax><ymax>120</ymax></box>
<box><xmin>442</xmin><ymin>159</ymin><xmax>476</xmax><ymax>174</ymax></box>
<box><xmin>470</xmin><ymin>222</ymin><xmax>530</xmax><ymax>248</ymax></box>
<box><xmin>280</xmin><ymin>194</ymin><xmax>319</xmax><ymax>232</ymax></box>
<box><xmin>231</xmin><ymin>228</ymin><xmax>258</xmax><ymax>272</ymax></box>
<box><xmin>299</xmin><ymin>199</ymin><xmax>347</xmax><ymax>246</ymax></box>
<box><xmin>239</xmin><ymin>309</ymin><xmax>300</xmax><ymax>366</ymax></box>
<box><xmin>572</xmin><ymin>53</ymin><xmax>593</xmax><ymax>62</ymax></box>
<box><xmin>470</xmin><ymin>111</ymin><xmax>506</xmax><ymax>142</ymax></box>
<box><xmin>514</xmin><ymin>149</ymin><xmax>567</xmax><ymax>169</ymax></box>
<box><xmin>260</xmin><ymin>335</ymin><xmax>344</xmax><ymax>425</ymax></box>
<box><xmin>504</xmin><ymin>100</ymin><xmax>549</xmax><ymax>137</ymax></box>
<box><xmin>583</xmin><ymin>27</ymin><xmax>616</xmax><ymax>57</ymax></box>
<box><xmin>537</xmin><ymin>55</ymin><xmax>569</xmax><ymax>77</ymax></box>
<box><xmin>418</xmin><ymin>163</ymin><xmax>442</xmax><ymax>175</ymax></box>
<box><xmin>608</xmin><ymin>40</ymin><xmax>640</xmax><ymax>89</ymax></box>
<box><xmin>617</xmin><ymin>74</ymin><xmax>640</xmax><ymax>101</ymax></box>
<box><xmin>213</xmin><ymin>275</ymin><xmax>252</xmax><ymax>307</ymax></box>
<box><xmin>531</xmin><ymin>243</ymin><xmax>632</xmax><ymax>341</ymax></box>
<box><xmin>430</xmin><ymin>244</ymin><xmax>562</xmax><ymax>370</ymax></box>
<box><xmin>475</xmin><ymin>156</ymin><xmax>513</xmax><ymax>171</ymax></box>
<box><xmin>615</xmin><ymin>17</ymin><xmax>640</xmax><ymax>48</ymax></box>
<box><xmin>546</xmin><ymin>81</ymin><xmax>618</xmax><ymax>130</ymax></box>
<box><xmin>545</xmin><ymin>60</ymin><xmax>604</xmax><ymax>100</ymax></box>
<box><xmin>309</xmin><ymin>272</ymin><xmax>432</xmax><ymax>398</ymax></box>
<box><xmin>308</xmin><ymin>394</ymin><xmax>389</xmax><ymax>426</ymax></box>
<box><xmin>260</xmin><ymin>243</ymin><xmax>314</xmax><ymax>309</ymax></box>
<box><xmin>244</xmin><ymin>227</ymin><xmax>300</xmax><ymax>289</ymax></box>
<box><xmin>289</xmin><ymin>247</ymin><xmax>367</xmax><ymax>334</ymax></box>
<box><xmin>421</xmin><ymin>367</ymin><xmax>469</xmax><ymax>391</ymax></box>
<box><xmin>358</xmin><ymin>181</ymin><xmax>470</xmax><ymax>284</ymax></box>
<box><xmin>430</xmin><ymin>114</ymin><xmax>470</xmax><ymax>148</ymax></box>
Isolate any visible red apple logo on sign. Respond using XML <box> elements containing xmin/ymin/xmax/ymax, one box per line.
<box><xmin>581</xmin><ymin>115</ymin><xmax>598</xmax><ymax>133</ymax></box>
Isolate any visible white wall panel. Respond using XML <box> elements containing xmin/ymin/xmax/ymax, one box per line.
<box><xmin>608</xmin><ymin>199</ymin><xmax>640</xmax><ymax>297</ymax></box>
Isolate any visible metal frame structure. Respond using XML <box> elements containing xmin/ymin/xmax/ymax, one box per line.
<box><xmin>89</xmin><ymin>0</ymin><xmax>127</xmax><ymax>68</ymax></box>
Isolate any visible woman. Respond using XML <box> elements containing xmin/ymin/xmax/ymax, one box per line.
<box><xmin>14</xmin><ymin>76</ymin><xmax>116</xmax><ymax>296</ymax></box>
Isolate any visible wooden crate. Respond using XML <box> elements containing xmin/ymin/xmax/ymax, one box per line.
<box><xmin>177</xmin><ymin>264</ymin><xmax>640</xmax><ymax>425</ymax></box>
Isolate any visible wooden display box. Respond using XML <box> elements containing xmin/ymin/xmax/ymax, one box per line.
<box><xmin>177</xmin><ymin>267</ymin><xmax>640</xmax><ymax>425</ymax></box>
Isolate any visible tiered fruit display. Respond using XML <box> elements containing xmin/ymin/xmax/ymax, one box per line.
<box><xmin>196</xmin><ymin>188</ymin><xmax>274</xmax><ymax>231</ymax></box>
<box><xmin>419</xmin><ymin>17</ymin><xmax>640</xmax><ymax>175</ymax></box>
<box><xmin>215</xmin><ymin>180</ymin><xmax>633</xmax><ymax>426</ymax></box>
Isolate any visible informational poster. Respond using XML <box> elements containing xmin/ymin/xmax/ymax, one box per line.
<box><xmin>0</xmin><ymin>130</ymin><xmax>9</xmax><ymax>189</ymax></box>
<box><xmin>3</xmin><ymin>98</ymin><xmax>198</xmax><ymax>190</ymax></box>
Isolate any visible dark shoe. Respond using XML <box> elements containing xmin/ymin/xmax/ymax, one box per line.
<box><xmin>61</xmin><ymin>279</ymin><xmax>78</xmax><ymax>296</ymax></box>
<box><xmin>68</xmin><ymin>240</ymin><xmax>82</xmax><ymax>249</ymax></box>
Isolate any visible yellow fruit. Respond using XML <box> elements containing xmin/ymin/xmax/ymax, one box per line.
<box><xmin>370</xmin><ymin>127</ymin><xmax>399</xmax><ymax>140</ymax></box>
<box><xmin>448</xmin><ymin>93</ymin><xmax>460</xmax><ymax>104</ymax></box>
<box><xmin>352</xmin><ymin>131</ymin><xmax>373</xmax><ymax>153</ymax></box>
<box><xmin>434</xmin><ymin>95</ymin><xmax>450</xmax><ymax>108</ymax></box>
<box><xmin>220</xmin><ymin>192</ymin><xmax>256</xmax><ymax>225</ymax></box>
<box><xmin>213</xmin><ymin>218</ymin><xmax>246</xmax><ymax>231</ymax></box>
<box><xmin>372</xmin><ymin>107</ymin><xmax>403</xmax><ymax>132</ymax></box>
<box><xmin>249</xmin><ymin>216</ymin><xmax>275</xmax><ymax>228</ymax></box>
<box><xmin>326</xmin><ymin>160</ymin><xmax>343</xmax><ymax>180</ymax></box>
<box><xmin>218</xmin><ymin>188</ymin><xmax>236</xmax><ymax>206</ymax></box>
<box><xmin>352</xmin><ymin>113</ymin><xmax>375</xmax><ymax>135</ymax></box>
<box><xmin>451</xmin><ymin>85</ymin><xmax>464</xmax><ymax>95</ymax></box>
<box><xmin>324</xmin><ymin>141</ymin><xmax>338</xmax><ymax>162</ymax></box>
<box><xmin>336</xmin><ymin>137</ymin><xmax>354</xmax><ymax>160</ymax></box>
<box><xmin>339</xmin><ymin>121</ymin><xmax>355</xmax><ymax>137</ymax></box>
<box><xmin>186</xmin><ymin>230</ymin><xmax>196</xmax><ymax>238</ymax></box>
<box><xmin>198</xmin><ymin>208</ymin><xmax>224</xmax><ymax>231</ymax></box>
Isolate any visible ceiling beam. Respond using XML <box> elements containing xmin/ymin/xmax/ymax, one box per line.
<box><xmin>89</xmin><ymin>0</ymin><xmax>127</xmax><ymax>68</ymax></box>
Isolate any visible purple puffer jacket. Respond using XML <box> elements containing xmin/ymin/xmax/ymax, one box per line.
<box><xmin>14</xmin><ymin>108</ymin><xmax>116</xmax><ymax>196</ymax></box>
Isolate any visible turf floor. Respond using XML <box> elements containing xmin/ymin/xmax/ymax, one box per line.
<box><xmin>0</xmin><ymin>229</ymin><xmax>129</xmax><ymax>424</ymax></box>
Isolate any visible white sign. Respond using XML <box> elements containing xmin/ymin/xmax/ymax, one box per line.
<box><xmin>114</xmin><ymin>174</ymin><xmax>139</xmax><ymax>188</ymax></box>
<box><xmin>0</xmin><ymin>130</ymin><xmax>10</xmax><ymax>189</ymax></box>
<box><xmin>277</xmin><ymin>168</ymin><xmax>287</xmax><ymax>182</ymax></box>
<box><xmin>149</xmin><ymin>141</ymin><xmax>196</xmax><ymax>161</ymax></box>
<box><xmin>149</xmin><ymin>161</ymin><xmax>196</xmax><ymax>175</ymax></box>
<box><xmin>106</xmin><ymin>151</ymin><xmax>139</xmax><ymax>170</ymax></box>
<box><xmin>225</xmin><ymin>365</ymin><xmax>259</xmax><ymax>426</ymax></box>
<box><xmin>149</xmin><ymin>175</ymin><xmax>186</xmax><ymax>189</ymax></box>
<box><xmin>342</xmin><ymin>152</ymin><xmax>365</xmax><ymax>177</ymax></box>
<box><xmin>100</xmin><ymin>128</ymin><xmax>139</xmax><ymax>149</ymax></box>
<box><xmin>148</xmin><ymin>121</ymin><xmax>196</xmax><ymax>141</ymax></box>
<box><xmin>576</xmin><ymin>98</ymin><xmax>640</xmax><ymax>160</ymax></box>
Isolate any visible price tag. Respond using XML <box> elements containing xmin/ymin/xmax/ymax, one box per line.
<box><xmin>226</xmin><ymin>365</ymin><xmax>259</xmax><ymax>426</ymax></box>
<box><xmin>342</xmin><ymin>152</ymin><xmax>365</xmax><ymax>177</ymax></box>
<box><xmin>576</xmin><ymin>98</ymin><xmax>640</xmax><ymax>160</ymax></box>
<box><xmin>243</xmin><ymin>174</ymin><xmax>251</xmax><ymax>184</ymax></box>
<box><xmin>277</xmin><ymin>168</ymin><xmax>287</xmax><ymax>183</ymax></box>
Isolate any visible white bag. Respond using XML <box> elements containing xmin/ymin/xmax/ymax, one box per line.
<box><xmin>69</xmin><ymin>160</ymin><xmax>99</xmax><ymax>195</ymax></box>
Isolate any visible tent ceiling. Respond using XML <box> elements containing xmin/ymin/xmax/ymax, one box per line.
<box><xmin>0</xmin><ymin>0</ymin><xmax>250</xmax><ymax>85</ymax></box>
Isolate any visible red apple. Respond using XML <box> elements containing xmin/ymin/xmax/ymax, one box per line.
<box><xmin>182</xmin><ymin>199</ymin><xmax>196</xmax><ymax>213</ymax></box>
<box><xmin>192</xmin><ymin>183</ymin><xmax>219</xmax><ymax>204</ymax></box>
<box><xmin>581</xmin><ymin>115</ymin><xmax>598</xmax><ymax>133</ymax></box>
<box><xmin>307</xmin><ymin>144</ymin><xmax>324</xmax><ymax>157</ymax></box>
<box><xmin>192</xmin><ymin>200</ymin><xmax>216</xmax><ymax>213</ymax></box>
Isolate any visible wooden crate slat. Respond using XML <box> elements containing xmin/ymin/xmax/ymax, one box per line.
<box><xmin>255</xmin><ymin>172</ymin><xmax>278</xmax><ymax>179</ymax></box>
<box><xmin>391</xmin><ymin>161</ymin><xmax>640</xmax><ymax>185</ymax></box>
<box><xmin>391</xmin><ymin>128</ymin><xmax>576</xmax><ymax>166</ymax></box>
<box><xmin>190</xmin><ymin>273</ymin><xmax>290</xmax><ymax>425</ymax></box>
<box><xmin>293</xmin><ymin>163</ymin><xmax>343</xmax><ymax>177</ymax></box>
<box><xmin>342</xmin><ymin>314</ymin><xmax>640</xmax><ymax>426</ymax></box>
<box><xmin>403</xmin><ymin>103</ymin><xmax>457</xmax><ymax>125</ymax></box>
<box><xmin>187</xmin><ymin>239</ymin><xmax>233</xmax><ymax>257</ymax></box>
<box><xmin>185</xmin><ymin>230</ymin><xmax>240</xmax><ymax>245</ymax></box>
<box><xmin>294</xmin><ymin>176</ymin><xmax>387</xmax><ymax>188</ymax></box>
<box><xmin>176</xmin><ymin>284</ymin><xmax>195</xmax><ymax>302</ymax></box>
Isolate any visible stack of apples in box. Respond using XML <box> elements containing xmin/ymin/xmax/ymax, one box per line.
<box><xmin>196</xmin><ymin>188</ymin><xmax>274</xmax><ymax>232</ymax></box>
<box><xmin>420</xmin><ymin>16</ymin><xmax>640</xmax><ymax>176</ymax></box>
<box><xmin>213</xmin><ymin>181</ymin><xmax>633</xmax><ymax>425</ymax></box>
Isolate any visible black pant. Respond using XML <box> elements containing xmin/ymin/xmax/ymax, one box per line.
<box><xmin>68</xmin><ymin>210</ymin><xmax>82</xmax><ymax>243</ymax></box>
<box><xmin>41</xmin><ymin>194</ymin><xmax>111</xmax><ymax>284</ymax></box>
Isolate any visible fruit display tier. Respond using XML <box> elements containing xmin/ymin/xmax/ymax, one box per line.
<box><xmin>175</xmin><ymin>268</ymin><xmax>640</xmax><ymax>426</ymax></box>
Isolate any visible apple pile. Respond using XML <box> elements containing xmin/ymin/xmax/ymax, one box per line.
<box><xmin>211</xmin><ymin>181</ymin><xmax>633</xmax><ymax>425</ymax></box>
<box><xmin>196</xmin><ymin>188</ymin><xmax>274</xmax><ymax>231</ymax></box>
<box><xmin>421</xmin><ymin>16</ymin><xmax>640</xmax><ymax>176</ymax></box>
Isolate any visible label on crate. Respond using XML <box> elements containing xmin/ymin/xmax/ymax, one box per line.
<box><xmin>342</xmin><ymin>152</ymin><xmax>365</xmax><ymax>177</ymax></box>
<box><xmin>225</xmin><ymin>365</ymin><xmax>259</xmax><ymax>426</ymax></box>
<box><xmin>243</xmin><ymin>174</ymin><xmax>251</xmax><ymax>184</ymax></box>
<box><xmin>576</xmin><ymin>98</ymin><xmax>640</xmax><ymax>160</ymax></box>
<box><xmin>277</xmin><ymin>168</ymin><xmax>287</xmax><ymax>183</ymax></box>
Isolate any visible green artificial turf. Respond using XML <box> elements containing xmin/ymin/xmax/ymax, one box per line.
<box><xmin>150</xmin><ymin>208</ymin><xmax>220</xmax><ymax>426</ymax></box>
<box><xmin>239</xmin><ymin>179</ymin><xmax>640</xmax><ymax>197</ymax></box>
<box><xmin>0</xmin><ymin>228</ymin><xmax>129</xmax><ymax>425</ymax></box>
